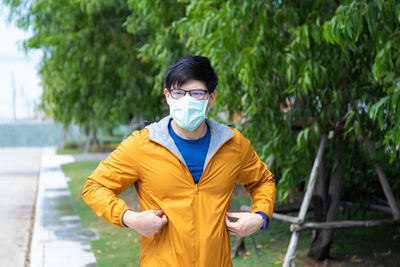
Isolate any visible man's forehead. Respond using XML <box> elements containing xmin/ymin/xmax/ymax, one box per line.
<box><xmin>172</xmin><ymin>79</ymin><xmax>206</xmax><ymax>89</ymax></box>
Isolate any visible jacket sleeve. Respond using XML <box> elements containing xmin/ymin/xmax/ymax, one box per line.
<box><xmin>236</xmin><ymin>131</ymin><xmax>276</xmax><ymax>219</ymax></box>
<box><xmin>81</xmin><ymin>132</ymin><xmax>141</xmax><ymax>228</ymax></box>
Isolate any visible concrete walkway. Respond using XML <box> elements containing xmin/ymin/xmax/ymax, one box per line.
<box><xmin>30</xmin><ymin>148</ymin><xmax>97</xmax><ymax>267</ymax></box>
<box><xmin>0</xmin><ymin>147</ymin><xmax>42</xmax><ymax>267</ymax></box>
<box><xmin>0</xmin><ymin>147</ymin><xmax>103</xmax><ymax>267</ymax></box>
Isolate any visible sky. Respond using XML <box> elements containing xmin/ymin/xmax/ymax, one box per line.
<box><xmin>0</xmin><ymin>5</ymin><xmax>43</xmax><ymax>121</ymax></box>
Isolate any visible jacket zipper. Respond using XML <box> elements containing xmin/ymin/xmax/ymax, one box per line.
<box><xmin>193</xmin><ymin>135</ymin><xmax>233</xmax><ymax>267</ymax></box>
<box><xmin>150</xmin><ymin>139</ymin><xmax>201</xmax><ymax>265</ymax></box>
<box><xmin>194</xmin><ymin>183</ymin><xmax>200</xmax><ymax>267</ymax></box>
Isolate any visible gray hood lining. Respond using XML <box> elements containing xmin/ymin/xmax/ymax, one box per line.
<box><xmin>145</xmin><ymin>116</ymin><xmax>234</xmax><ymax>168</ymax></box>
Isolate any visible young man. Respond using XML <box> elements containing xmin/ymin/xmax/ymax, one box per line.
<box><xmin>82</xmin><ymin>56</ymin><xmax>275</xmax><ymax>266</ymax></box>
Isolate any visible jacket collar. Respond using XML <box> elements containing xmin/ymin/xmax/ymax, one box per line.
<box><xmin>146</xmin><ymin>116</ymin><xmax>234</xmax><ymax>167</ymax></box>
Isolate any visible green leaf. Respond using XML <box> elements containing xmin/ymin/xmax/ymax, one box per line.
<box><xmin>369</xmin><ymin>96</ymin><xmax>389</xmax><ymax>122</ymax></box>
<box><xmin>397</xmin><ymin>4</ymin><xmax>400</xmax><ymax>23</ymax></box>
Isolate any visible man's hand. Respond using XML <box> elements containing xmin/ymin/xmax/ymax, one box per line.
<box><xmin>225</xmin><ymin>212</ymin><xmax>264</xmax><ymax>237</ymax></box>
<box><xmin>123</xmin><ymin>209</ymin><xmax>168</xmax><ymax>237</ymax></box>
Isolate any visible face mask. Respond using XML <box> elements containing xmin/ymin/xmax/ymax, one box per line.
<box><xmin>167</xmin><ymin>95</ymin><xmax>209</xmax><ymax>131</ymax></box>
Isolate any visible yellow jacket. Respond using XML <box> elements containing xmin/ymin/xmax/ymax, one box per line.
<box><xmin>82</xmin><ymin>117</ymin><xmax>275</xmax><ymax>266</ymax></box>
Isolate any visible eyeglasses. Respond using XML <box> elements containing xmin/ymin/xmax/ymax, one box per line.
<box><xmin>168</xmin><ymin>88</ymin><xmax>209</xmax><ymax>100</ymax></box>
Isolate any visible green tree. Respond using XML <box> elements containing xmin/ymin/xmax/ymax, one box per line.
<box><xmin>4</xmin><ymin>0</ymin><xmax>163</xmax><ymax>137</ymax></box>
<box><xmin>125</xmin><ymin>0</ymin><xmax>400</xmax><ymax>260</ymax></box>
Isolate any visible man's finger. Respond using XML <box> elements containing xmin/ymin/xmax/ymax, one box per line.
<box><xmin>228</xmin><ymin>228</ymin><xmax>241</xmax><ymax>237</ymax></box>
<box><xmin>225</xmin><ymin>215</ymin><xmax>235</xmax><ymax>227</ymax></box>
<box><xmin>160</xmin><ymin>214</ymin><xmax>168</xmax><ymax>224</ymax></box>
<box><xmin>226</xmin><ymin>212</ymin><xmax>242</xmax><ymax>219</ymax></box>
<box><xmin>153</xmin><ymin>209</ymin><xmax>164</xmax><ymax>216</ymax></box>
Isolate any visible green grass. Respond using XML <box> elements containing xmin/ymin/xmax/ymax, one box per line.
<box><xmin>57</xmin><ymin>148</ymin><xmax>84</xmax><ymax>155</ymax></box>
<box><xmin>62</xmin><ymin>161</ymin><xmax>400</xmax><ymax>266</ymax></box>
<box><xmin>57</xmin><ymin>144</ymin><xmax>117</xmax><ymax>155</ymax></box>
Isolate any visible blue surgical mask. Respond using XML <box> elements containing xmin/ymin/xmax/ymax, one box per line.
<box><xmin>167</xmin><ymin>95</ymin><xmax>209</xmax><ymax>131</ymax></box>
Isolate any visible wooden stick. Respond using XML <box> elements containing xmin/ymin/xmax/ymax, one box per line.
<box><xmin>290</xmin><ymin>219</ymin><xmax>400</xmax><ymax>231</ymax></box>
<box><xmin>244</xmin><ymin>201</ymin><xmax>395</xmax><ymax>216</ymax></box>
<box><xmin>364</xmin><ymin>136</ymin><xmax>400</xmax><ymax>220</ymax></box>
<box><xmin>240</xmin><ymin>205</ymin><xmax>302</xmax><ymax>224</ymax></box>
<box><xmin>273</xmin><ymin>213</ymin><xmax>302</xmax><ymax>224</ymax></box>
<box><xmin>283</xmin><ymin>134</ymin><xmax>328</xmax><ymax>267</ymax></box>
<box><xmin>231</xmin><ymin>237</ymin><xmax>245</xmax><ymax>259</ymax></box>
<box><xmin>297</xmin><ymin>134</ymin><xmax>328</xmax><ymax>222</ymax></box>
<box><xmin>284</xmin><ymin>231</ymin><xmax>299</xmax><ymax>267</ymax></box>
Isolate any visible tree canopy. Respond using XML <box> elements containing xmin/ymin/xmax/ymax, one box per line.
<box><xmin>120</xmin><ymin>0</ymin><xmax>400</xmax><ymax>198</ymax></box>
<box><xmin>5</xmin><ymin>0</ymin><xmax>164</xmax><ymax>133</ymax></box>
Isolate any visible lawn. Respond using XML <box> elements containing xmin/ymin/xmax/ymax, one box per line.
<box><xmin>62</xmin><ymin>160</ymin><xmax>400</xmax><ymax>267</ymax></box>
<box><xmin>57</xmin><ymin>148</ymin><xmax>85</xmax><ymax>155</ymax></box>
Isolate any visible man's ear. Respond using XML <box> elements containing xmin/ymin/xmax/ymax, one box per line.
<box><xmin>164</xmin><ymin>88</ymin><xmax>170</xmax><ymax>101</ymax></box>
<box><xmin>206</xmin><ymin>90</ymin><xmax>217</xmax><ymax>114</ymax></box>
<box><xmin>208</xmin><ymin>90</ymin><xmax>217</xmax><ymax>107</ymax></box>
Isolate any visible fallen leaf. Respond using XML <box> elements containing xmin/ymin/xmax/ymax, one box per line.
<box><xmin>379</xmin><ymin>250</ymin><xmax>391</xmax><ymax>256</ymax></box>
<box><xmin>350</xmin><ymin>255</ymin><xmax>362</xmax><ymax>263</ymax></box>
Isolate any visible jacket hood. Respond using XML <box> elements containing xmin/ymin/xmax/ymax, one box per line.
<box><xmin>145</xmin><ymin>116</ymin><xmax>234</xmax><ymax>167</ymax></box>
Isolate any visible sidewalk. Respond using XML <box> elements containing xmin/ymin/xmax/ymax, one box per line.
<box><xmin>0</xmin><ymin>147</ymin><xmax>42</xmax><ymax>267</ymax></box>
<box><xmin>30</xmin><ymin>148</ymin><xmax>97</xmax><ymax>267</ymax></box>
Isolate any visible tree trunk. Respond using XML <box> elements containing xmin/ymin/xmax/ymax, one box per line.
<box><xmin>311</xmin><ymin>153</ymin><xmax>327</xmax><ymax>223</ymax></box>
<box><xmin>123</xmin><ymin>115</ymin><xmax>136</xmax><ymax>140</ymax></box>
<box><xmin>77</xmin><ymin>127</ymin><xmax>84</xmax><ymax>149</ymax></box>
<box><xmin>84</xmin><ymin>130</ymin><xmax>94</xmax><ymax>153</ymax></box>
<box><xmin>308</xmin><ymin>137</ymin><xmax>345</xmax><ymax>260</ymax></box>
<box><xmin>60</xmin><ymin>127</ymin><xmax>67</xmax><ymax>149</ymax></box>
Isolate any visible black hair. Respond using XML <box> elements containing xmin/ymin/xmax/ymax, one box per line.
<box><xmin>164</xmin><ymin>56</ymin><xmax>218</xmax><ymax>93</ymax></box>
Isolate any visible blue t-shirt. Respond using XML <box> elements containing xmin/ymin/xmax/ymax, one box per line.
<box><xmin>169</xmin><ymin>122</ymin><xmax>210</xmax><ymax>184</ymax></box>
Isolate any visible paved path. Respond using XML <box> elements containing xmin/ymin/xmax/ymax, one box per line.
<box><xmin>0</xmin><ymin>147</ymin><xmax>42</xmax><ymax>267</ymax></box>
<box><xmin>72</xmin><ymin>153</ymin><xmax>110</xmax><ymax>162</ymax></box>
<box><xmin>30</xmin><ymin>148</ymin><xmax>97</xmax><ymax>267</ymax></box>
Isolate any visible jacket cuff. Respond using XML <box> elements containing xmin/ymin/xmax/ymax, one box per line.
<box><xmin>255</xmin><ymin>211</ymin><xmax>269</xmax><ymax>230</ymax></box>
<box><xmin>121</xmin><ymin>208</ymin><xmax>133</xmax><ymax>228</ymax></box>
